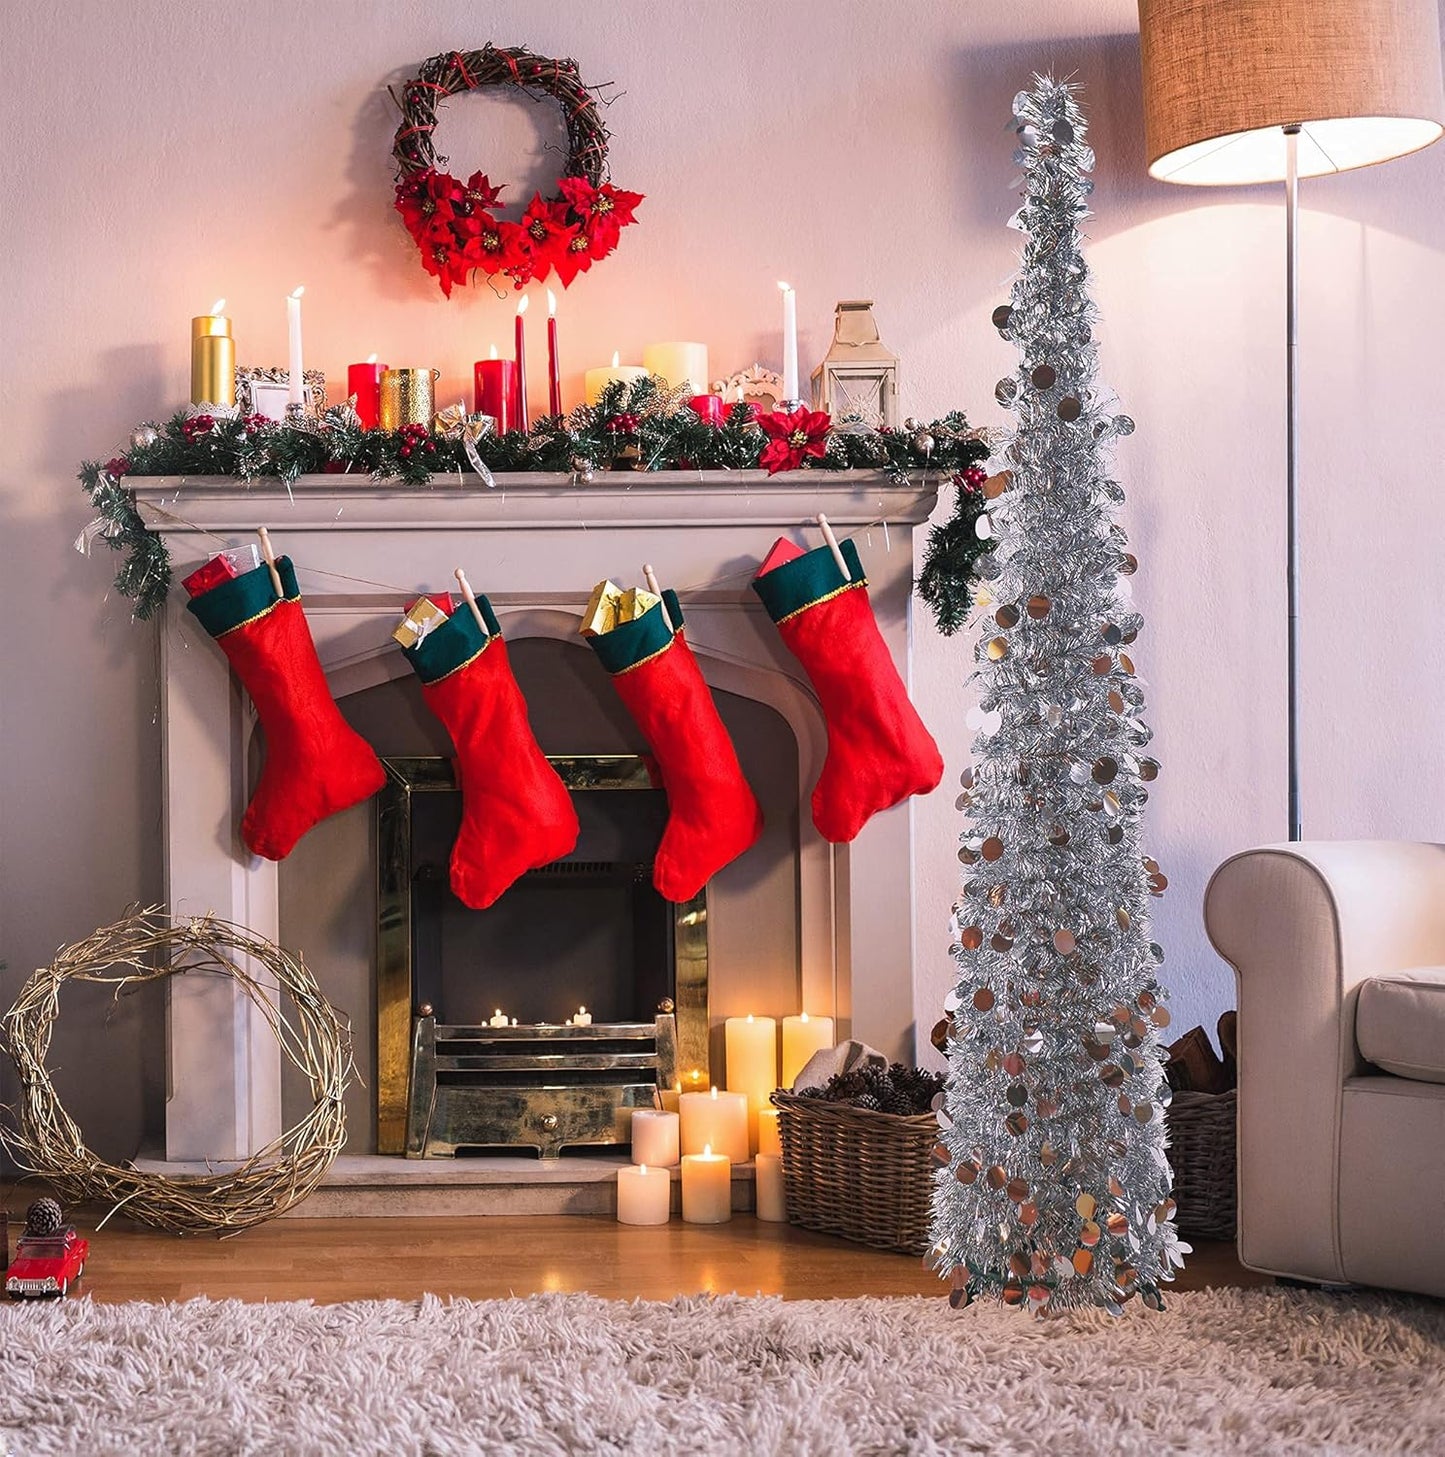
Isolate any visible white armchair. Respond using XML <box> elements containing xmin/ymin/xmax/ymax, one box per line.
<box><xmin>1205</xmin><ymin>842</ymin><xmax>1445</xmax><ymax>1297</ymax></box>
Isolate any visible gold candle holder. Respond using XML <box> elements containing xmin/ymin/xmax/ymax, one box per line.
<box><xmin>191</xmin><ymin>313</ymin><xmax>236</xmax><ymax>406</ymax></box>
<box><xmin>379</xmin><ymin>368</ymin><xmax>440</xmax><ymax>431</ymax></box>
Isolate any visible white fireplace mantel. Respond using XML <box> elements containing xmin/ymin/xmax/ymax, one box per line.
<box><xmin>134</xmin><ymin>471</ymin><xmax>939</xmax><ymax>1160</ymax></box>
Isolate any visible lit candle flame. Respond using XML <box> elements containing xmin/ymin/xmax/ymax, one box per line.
<box><xmin>746</xmin><ymin>1013</ymin><xmax>754</xmax><ymax>1024</ymax></box>
<box><xmin>290</xmin><ymin>285</ymin><xmax>305</xmax><ymax>300</ymax></box>
<box><xmin>709</xmin><ymin>1086</ymin><xmax>718</xmax><ymax>1099</ymax></box>
<box><xmin>489</xmin><ymin>343</ymin><xmax>499</xmax><ymax>360</ymax></box>
<box><xmin>800</xmin><ymin>1012</ymin><xmax>809</xmax><ymax>1023</ymax></box>
<box><xmin>703</xmin><ymin>1144</ymin><xmax>712</xmax><ymax>1157</ymax></box>
<box><xmin>366</xmin><ymin>352</ymin><xmax>378</xmax><ymax>364</ymax></box>
<box><xmin>640</xmin><ymin>1163</ymin><xmax>648</xmax><ymax>1174</ymax></box>
<box><xmin>517</xmin><ymin>295</ymin><xmax>530</xmax><ymax>316</ymax></box>
<box><xmin>579</xmin><ymin>1006</ymin><xmax>587</xmax><ymax>1015</ymax></box>
<box><xmin>547</xmin><ymin>288</ymin><xmax>557</xmax><ymax>316</ymax></box>
<box><xmin>611</xmin><ymin>350</ymin><xmax>621</xmax><ymax>368</ymax></box>
<box><xmin>211</xmin><ymin>298</ymin><xmax>226</xmax><ymax>314</ymax></box>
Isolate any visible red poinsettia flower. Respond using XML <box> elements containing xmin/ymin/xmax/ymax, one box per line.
<box><xmin>461</xmin><ymin>171</ymin><xmax>504</xmax><ymax>211</ymax></box>
<box><xmin>551</xmin><ymin>223</ymin><xmax>607</xmax><ymax>287</ymax></box>
<box><xmin>395</xmin><ymin>169</ymin><xmax>462</xmax><ymax>239</ymax></box>
<box><xmin>558</xmin><ymin>176</ymin><xmax>644</xmax><ymax>251</ymax></box>
<box><xmin>518</xmin><ymin>194</ymin><xmax>579</xmax><ymax>283</ymax></box>
<box><xmin>418</xmin><ymin>230</ymin><xmax>472</xmax><ymax>298</ymax></box>
<box><xmin>755</xmin><ymin>407</ymin><xmax>832</xmax><ymax>475</ymax></box>
<box><xmin>466</xmin><ymin>213</ymin><xmax>528</xmax><ymax>276</ymax></box>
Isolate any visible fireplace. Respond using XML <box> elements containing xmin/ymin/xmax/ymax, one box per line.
<box><xmin>134</xmin><ymin>470</ymin><xmax>937</xmax><ymax>1175</ymax></box>
<box><xmin>378</xmin><ymin>754</ymin><xmax>708</xmax><ymax>1157</ymax></box>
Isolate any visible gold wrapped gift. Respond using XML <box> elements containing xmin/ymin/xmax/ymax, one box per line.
<box><xmin>581</xmin><ymin>580</ymin><xmax>626</xmax><ymax>637</ymax></box>
<box><xmin>619</xmin><ymin>587</ymin><xmax>661</xmax><ymax>623</ymax></box>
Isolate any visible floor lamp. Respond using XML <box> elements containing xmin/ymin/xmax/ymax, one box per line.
<box><xmin>1136</xmin><ymin>0</ymin><xmax>1445</xmax><ymax>841</ymax></box>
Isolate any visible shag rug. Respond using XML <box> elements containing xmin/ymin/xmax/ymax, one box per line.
<box><xmin>0</xmin><ymin>1286</ymin><xmax>1441</xmax><ymax>1455</ymax></box>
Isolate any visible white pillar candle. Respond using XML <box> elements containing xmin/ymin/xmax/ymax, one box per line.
<box><xmin>286</xmin><ymin>285</ymin><xmax>305</xmax><ymax>406</ymax></box>
<box><xmin>680</xmin><ymin>1087</ymin><xmax>748</xmax><ymax>1164</ymax></box>
<box><xmin>584</xmin><ymin>351</ymin><xmax>649</xmax><ymax>406</ymax></box>
<box><xmin>488</xmin><ymin>1009</ymin><xmax>508</xmax><ymax>1028</ymax></box>
<box><xmin>681</xmin><ymin>1145</ymin><xmax>732</xmax><ymax>1224</ymax></box>
<box><xmin>781</xmin><ymin>1013</ymin><xmax>835</xmax><ymax>1088</ymax></box>
<box><xmin>630</xmin><ymin>1109</ymin><xmax>680</xmax><ymax>1167</ymax></box>
<box><xmin>573</xmin><ymin>1007</ymin><xmax>592</xmax><ymax>1027</ymax></box>
<box><xmin>757</xmin><ymin>1107</ymin><xmax>782</xmax><ymax>1158</ymax></box>
<box><xmin>617</xmin><ymin>1164</ymin><xmax>672</xmax><ymax>1226</ymax></box>
<box><xmin>777</xmin><ymin>282</ymin><xmax>798</xmax><ymax>402</ymax></box>
<box><xmin>755</xmin><ymin>1152</ymin><xmax>787</xmax><ymax>1222</ymax></box>
<box><xmin>642</xmin><ymin>341</ymin><xmax>709</xmax><ymax>396</ymax></box>
<box><xmin>724</xmin><ymin>1014</ymin><xmax>777</xmax><ymax>1154</ymax></box>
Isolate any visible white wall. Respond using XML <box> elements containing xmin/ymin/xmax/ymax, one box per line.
<box><xmin>3</xmin><ymin>1</ymin><xmax>1442</xmax><ymax>1154</ymax></box>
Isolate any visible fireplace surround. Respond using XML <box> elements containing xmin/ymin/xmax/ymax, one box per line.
<box><xmin>134</xmin><ymin>470</ymin><xmax>938</xmax><ymax>1165</ymax></box>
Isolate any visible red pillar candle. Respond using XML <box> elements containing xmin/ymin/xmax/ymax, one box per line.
<box><xmin>347</xmin><ymin>359</ymin><xmax>388</xmax><ymax>430</ymax></box>
<box><xmin>474</xmin><ymin>353</ymin><xmax>519</xmax><ymax>434</ymax></box>
<box><xmin>515</xmin><ymin>296</ymin><xmax>530</xmax><ymax>430</ymax></box>
<box><xmin>688</xmin><ymin>394</ymin><xmax>725</xmax><ymax>426</ymax></box>
<box><xmin>546</xmin><ymin>289</ymin><xmax>563</xmax><ymax>418</ymax></box>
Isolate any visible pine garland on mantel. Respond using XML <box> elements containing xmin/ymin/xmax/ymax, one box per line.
<box><xmin>79</xmin><ymin>375</ymin><xmax>993</xmax><ymax>620</ymax></box>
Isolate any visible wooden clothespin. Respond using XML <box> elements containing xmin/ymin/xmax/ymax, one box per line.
<box><xmin>642</xmin><ymin>563</ymin><xmax>673</xmax><ymax>631</ymax></box>
<box><xmin>815</xmin><ymin>514</ymin><xmax>850</xmax><ymax>581</ymax></box>
<box><xmin>453</xmin><ymin>567</ymin><xmax>488</xmax><ymax>634</ymax></box>
<box><xmin>256</xmin><ymin>527</ymin><xmax>283</xmax><ymax>598</ymax></box>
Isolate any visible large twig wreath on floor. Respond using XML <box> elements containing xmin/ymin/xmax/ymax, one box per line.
<box><xmin>391</xmin><ymin>44</ymin><xmax>643</xmax><ymax>297</ymax></box>
<box><xmin>1</xmin><ymin>908</ymin><xmax>353</xmax><ymax>1236</ymax></box>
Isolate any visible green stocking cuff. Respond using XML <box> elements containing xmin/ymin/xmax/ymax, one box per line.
<box><xmin>404</xmin><ymin>595</ymin><xmax>502</xmax><ymax>684</ymax></box>
<box><xmin>588</xmin><ymin>591</ymin><xmax>684</xmax><ymax>675</ymax></box>
<box><xmin>751</xmin><ymin>540</ymin><xmax>866</xmax><ymax>624</ymax></box>
<box><xmin>186</xmin><ymin>556</ymin><xmax>300</xmax><ymax>639</ymax></box>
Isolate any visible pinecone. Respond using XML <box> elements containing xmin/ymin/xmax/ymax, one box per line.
<box><xmin>853</xmin><ymin>1092</ymin><xmax>884</xmax><ymax>1112</ymax></box>
<box><xmin>25</xmin><ymin>1198</ymin><xmax>63</xmax><ymax>1237</ymax></box>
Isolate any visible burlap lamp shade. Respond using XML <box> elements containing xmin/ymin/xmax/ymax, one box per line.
<box><xmin>1139</xmin><ymin>0</ymin><xmax>1445</xmax><ymax>184</ymax></box>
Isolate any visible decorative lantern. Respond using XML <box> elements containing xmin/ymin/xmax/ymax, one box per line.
<box><xmin>810</xmin><ymin>300</ymin><xmax>900</xmax><ymax>428</ymax></box>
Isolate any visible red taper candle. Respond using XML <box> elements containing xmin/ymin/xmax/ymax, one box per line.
<box><xmin>514</xmin><ymin>296</ymin><xmax>530</xmax><ymax>429</ymax></box>
<box><xmin>546</xmin><ymin>288</ymin><xmax>562</xmax><ymax>417</ymax></box>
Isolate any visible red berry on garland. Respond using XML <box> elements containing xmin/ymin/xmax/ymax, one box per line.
<box><xmin>399</xmin><ymin>446</ymin><xmax>412</xmax><ymax>459</ymax></box>
<box><xmin>962</xmin><ymin>465</ymin><xmax>989</xmax><ymax>490</ymax></box>
<box><xmin>104</xmin><ymin>456</ymin><xmax>131</xmax><ymax>478</ymax></box>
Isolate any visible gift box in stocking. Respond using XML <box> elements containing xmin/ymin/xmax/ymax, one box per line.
<box><xmin>186</xmin><ymin>555</ymin><xmax>385</xmax><ymax>860</ymax></box>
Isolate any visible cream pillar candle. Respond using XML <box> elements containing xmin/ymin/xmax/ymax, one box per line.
<box><xmin>679</xmin><ymin>1087</ymin><xmax>748</xmax><ymax>1164</ymax></box>
<box><xmin>617</xmin><ymin>1164</ymin><xmax>672</xmax><ymax>1225</ymax></box>
<box><xmin>724</xmin><ymin>1014</ymin><xmax>777</xmax><ymax>1154</ymax></box>
<box><xmin>630</xmin><ymin>1109</ymin><xmax>680</xmax><ymax>1167</ymax></box>
<box><xmin>584</xmin><ymin>351</ymin><xmax>648</xmax><ymax>405</ymax></box>
<box><xmin>757</xmin><ymin>1107</ymin><xmax>782</xmax><ymax>1158</ymax></box>
<box><xmin>755</xmin><ymin>1152</ymin><xmax>787</xmax><ymax>1222</ymax></box>
<box><xmin>642</xmin><ymin>342</ymin><xmax>709</xmax><ymax>396</ymax></box>
<box><xmin>681</xmin><ymin>1145</ymin><xmax>732</xmax><ymax>1224</ymax></box>
<box><xmin>781</xmin><ymin>1013</ymin><xmax>835</xmax><ymax>1088</ymax></box>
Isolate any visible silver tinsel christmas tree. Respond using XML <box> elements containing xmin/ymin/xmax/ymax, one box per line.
<box><xmin>929</xmin><ymin>77</ymin><xmax>1186</xmax><ymax>1315</ymax></box>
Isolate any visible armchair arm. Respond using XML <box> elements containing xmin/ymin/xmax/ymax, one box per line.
<box><xmin>1204</xmin><ymin>841</ymin><xmax>1445</xmax><ymax>1280</ymax></box>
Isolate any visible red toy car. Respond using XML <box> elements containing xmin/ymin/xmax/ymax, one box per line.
<box><xmin>6</xmin><ymin>1226</ymin><xmax>89</xmax><ymax>1299</ymax></box>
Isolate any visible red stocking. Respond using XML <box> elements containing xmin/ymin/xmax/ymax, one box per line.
<box><xmin>753</xmin><ymin>538</ymin><xmax>942</xmax><ymax>842</ymax></box>
<box><xmin>587</xmin><ymin>591</ymin><xmax>763</xmax><ymax>902</ymax></box>
<box><xmin>186</xmin><ymin>556</ymin><xmax>385</xmax><ymax>860</ymax></box>
<box><xmin>400</xmin><ymin>593</ymin><xmax>579</xmax><ymax>909</ymax></box>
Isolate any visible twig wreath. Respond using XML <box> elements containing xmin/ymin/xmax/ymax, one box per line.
<box><xmin>1</xmin><ymin>909</ymin><xmax>354</xmax><ymax>1235</ymax></box>
<box><xmin>391</xmin><ymin>45</ymin><xmax>643</xmax><ymax>297</ymax></box>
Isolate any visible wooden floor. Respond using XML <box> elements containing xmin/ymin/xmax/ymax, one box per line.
<box><xmin>33</xmin><ymin>1212</ymin><xmax>1267</xmax><ymax>1306</ymax></box>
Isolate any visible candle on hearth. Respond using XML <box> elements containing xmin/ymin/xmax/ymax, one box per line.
<box><xmin>757</xmin><ymin>1107</ymin><xmax>782</xmax><ymax>1158</ymax></box>
<box><xmin>681</xmin><ymin>1145</ymin><xmax>731</xmax><ymax>1224</ymax></box>
<box><xmin>617</xmin><ymin>1163</ymin><xmax>672</xmax><ymax>1226</ymax></box>
<box><xmin>680</xmin><ymin>1087</ymin><xmax>748</xmax><ymax>1164</ymax></box>
<box><xmin>630</xmin><ymin>1108</ymin><xmax>681</xmax><ymax>1167</ymax></box>
<box><xmin>573</xmin><ymin>1006</ymin><xmax>592</xmax><ymax>1027</ymax></box>
<box><xmin>474</xmin><ymin>344</ymin><xmax>520</xmax><ymax>434</ymax></box>
<box><xmin>488</xmin><ymin>1009</ymin><xmax>508</xmax><ymax>1028</ymax></box>
<box><xmin>584</xmin><ymin>351</ymin><xmax>648</xmax><ymax>406</ymax></box>
<box><xmin>287</xmin><ymin>286</ymin><xmax>305</xmax><ymax>406</ymax></box>
<box><xmin>546</xmin><ymin>288</ymin><xmax>563</xmax><ymax>418</ymax></box>
<box><xmin>781</xmin><ymin>1013</ymin><xmax>835</xmax><ymax>1089</ymax></box>
<box><xmin>659</xmin><ymin>1081</ymin><xmax>682</xmax><ymax>1114</ymax></box>
<box><xmin>190</xmin><ymin>300</ymin><xmax>235</xmax><ymax>407</ymax></box>
<box><xmin>688</xmin><ymin>394</ymin><xmax>725</xmax><ymax>426</ymax></box>
<box><xmin>778</xmin><ymin>282</ymin><xmax>799</xmax><ymax>402</ymax></box>
<box><xmin>643</xmin><ymin>342</ymin><xmax>709</xmax><ymax>397</ymax></box>
<box><xmin>514</xmin><ymin>295</ymin><xmax>530</xmax><ymax>428</ymax></box>
<box><xmin>347</xmin><ymin>354</ymin><xmax>387</xmax><ymax>431</ymax></box>
<box><xmin>755</xmin><ymin>1153</ymin><xmax>787</xmax><ymax>1222</ymax></box>
<box><xmin>724</xmin><ymin>1015</ymin><xmax>777</xmax><ymax>1154</ymax></box>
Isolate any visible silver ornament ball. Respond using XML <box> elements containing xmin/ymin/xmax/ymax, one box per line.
<box><xmin>131</xmin><ymin>424</ymin><xmax>159</xmax><ymax>450</ymax></box>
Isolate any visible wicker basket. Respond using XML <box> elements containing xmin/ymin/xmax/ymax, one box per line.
<box><xmin>771</xmin><ymin>1091</ymin><xmax>937</xmax><ymax>1255</ymax></box>
<box><xmin>1167</xmin><ymin>1088</ymin><xmax>1237</xmax><ymax>1240</ymax></box>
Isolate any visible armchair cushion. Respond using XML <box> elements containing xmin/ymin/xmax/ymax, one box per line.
<box><xmin>1357</xmin><ymin>968</ymin><xmax>1445</xmax><ymax>1083</ymax></box>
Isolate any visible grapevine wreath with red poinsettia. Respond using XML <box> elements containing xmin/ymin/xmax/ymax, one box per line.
<box><xmin>390</xmin><ymin>44</ymin><xmax>643</xmax><ymax>297</ymax></box>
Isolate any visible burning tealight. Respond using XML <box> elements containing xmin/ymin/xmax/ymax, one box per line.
<box><xmin>573</xmin><ymin>1006</ymin><xmax>593</xmax><ymax>1027</ymax></box>
<box><xmin>489</xmin><ymin>1010</ymin><xmax>508</xmax><ymax>1028</ymax></box>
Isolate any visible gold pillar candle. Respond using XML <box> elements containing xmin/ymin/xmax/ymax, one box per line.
<box><xmin>190</xmin><ymin>311</ymin><xmax>235</xmax><ymax>406</ymax></box>
<box><xmin>378</xmin><ymin>368</ymin><xmax>441</xmax><ymax>431</ymax></box>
